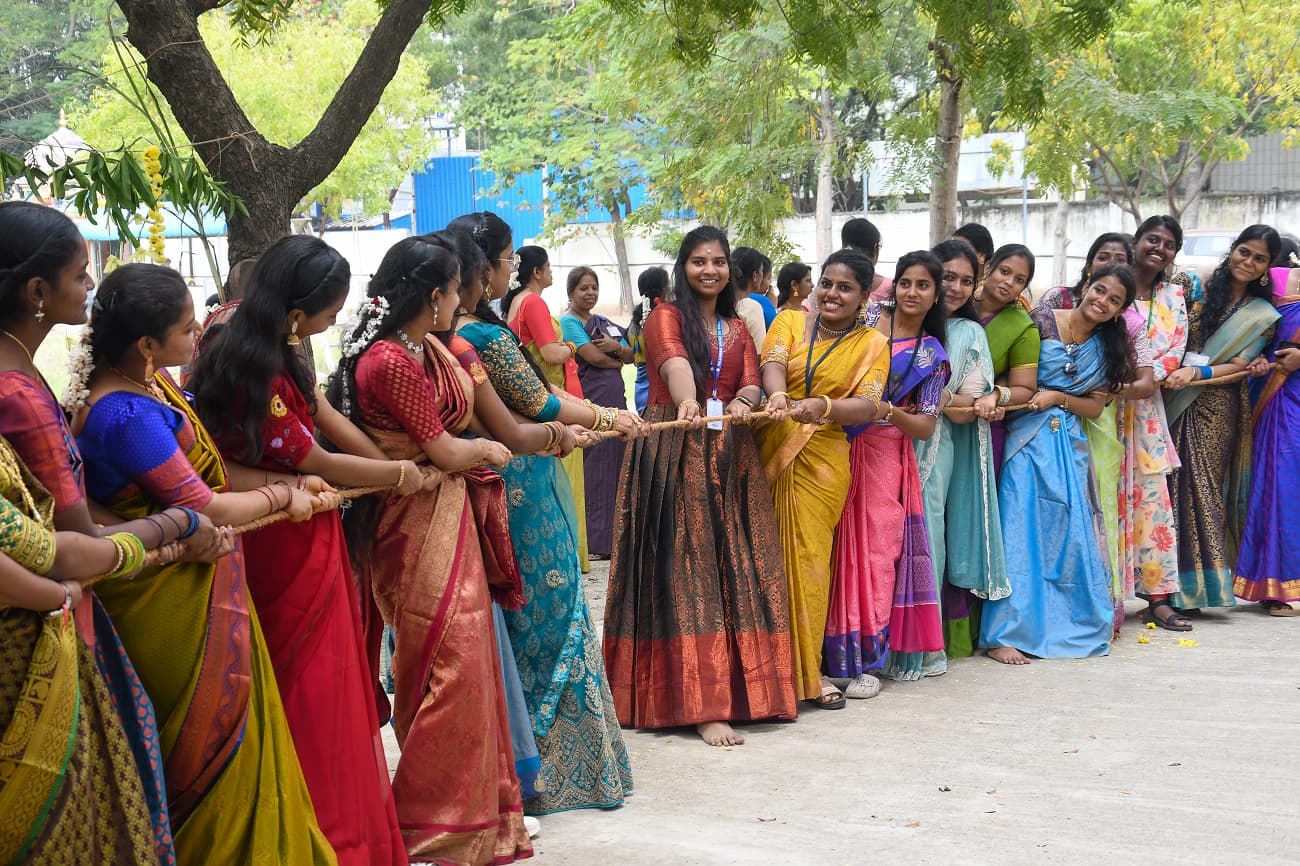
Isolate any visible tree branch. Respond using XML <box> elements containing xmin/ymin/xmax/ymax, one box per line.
<box><xmin>186</xmin><ymin>0</ymin><xmax>222</xmax><ymax>15</ymax></box>
<box><xmin>288</xmin><ymin>0</ymin><xmax>433</xmax><ymax>192</ymax></box>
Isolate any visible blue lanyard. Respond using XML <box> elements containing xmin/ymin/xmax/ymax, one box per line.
<box><xmin>709</xmin><ymin>318</ymin><xmax>724</xmax><ymax>398</ymax></box>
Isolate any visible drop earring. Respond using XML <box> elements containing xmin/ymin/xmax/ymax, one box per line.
<box><xmin>287</xmin><ymin>320</ymin><xmax>301</xmax><ymax>346</ymax></box>
<box><xmin>34</xmin><ymin>299</ymin><xmax>45</xmax><ymax>323</ymax></box>
<box><xmin>143</xmin><ymin>352</ymin><xmax>166</xmax><ymax>401</ymax></box>
<box><xmin>432</xmin><ymin>302</ymin><xmax>440</xmax><ymax>329</ymax></box>
<box><xmin>1260</xmin><ymin>274</ymin><xmax>1270</xmax><ymax>287</ymax></box>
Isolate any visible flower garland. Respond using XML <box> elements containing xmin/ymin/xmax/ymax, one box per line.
<box><xmin>62</xmin><ymin>321</ymin><xmax>94</xmax><ymax>413</ymax></box>
<box><xmin>337</xmin><ymin>295</ymin><xmax>392</xmax><ymax>416</ymax></box>
<box><xmin>142</xmin><ymin>145</ymin><xmax>167</xmax><ymax>263</ymax></box>
<box><xmin>341</xmin><ymin>296</ymin><xmax>391</xmax><ymax>359</ymax></box>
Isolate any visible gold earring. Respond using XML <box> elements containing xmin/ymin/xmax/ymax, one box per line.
<box><xmin>34</xmin><ymin>299</ymin><xmax>45</xmax><ymax>322</ymax></box>
<box><xmin>287</xmin><ymin>320</ymin><xmax>301</xmax><ymax>346</ymax></box>
<box><xmin>432</xmin><ymin>303</ymin><xmax>440</xmax><ymax>328</ymax></box>
<box><xmin>484</xmin><ymin>281</ymin><xmax>494</xmax><ymax>301</ymax></box>
<box><xmin>144</xmin><ymin>352</ymin><xmax>155</xmax><ymax>382</ymax></box>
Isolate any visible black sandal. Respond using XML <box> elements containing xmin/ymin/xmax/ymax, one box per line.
<box><xmin>1145</xmin><ymin>599</ymin><xmax>1193</xmax><ymax>632</ymax></box>
<box><xmin>805</xmin><ymin>683</ymin><xmax>846</xmax><ymax>710</ymax></box>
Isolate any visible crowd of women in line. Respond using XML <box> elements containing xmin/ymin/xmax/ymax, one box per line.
<box><xmin>2</xmin><ymin>196</ymin><xmax>1298</xmax><ymax>866</ymax></box>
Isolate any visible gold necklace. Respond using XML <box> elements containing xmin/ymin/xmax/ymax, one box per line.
<box><xmin>1</xmin><ymin>329</ymin><xmax>35</xmax><ymax>365</ymax></box>
<box><xmin>110</xmin><ymin>367</ymin><xmax>167</xmax><ymax>402</ymax></box>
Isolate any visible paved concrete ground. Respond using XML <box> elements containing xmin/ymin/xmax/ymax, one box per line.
<box><xmin>384</xmin><ymin>562</ymin><xmax>1300</xmax><ymax>865</ymax></box>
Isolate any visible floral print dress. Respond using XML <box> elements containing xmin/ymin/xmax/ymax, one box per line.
<box><xmin>1118</xmin><ymin>279</ymin><xmax>1187</xmax><ymax>597</ymax></box>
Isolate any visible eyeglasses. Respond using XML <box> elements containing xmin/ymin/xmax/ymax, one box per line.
<box><xmin>498</xmin><ymin>253</ymin><xmax>521</xmax><ymax>275</ymax></box>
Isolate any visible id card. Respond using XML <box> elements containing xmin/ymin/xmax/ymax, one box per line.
<box><xmin>706</xmin><ymin>397</ymin><xmax>724</xmax><ymax>430</ymax></box>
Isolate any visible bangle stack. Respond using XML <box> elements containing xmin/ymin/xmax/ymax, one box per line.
<box><xmin>541</xmin><ymin>421</ymin><xmax>565</xmax><ymax>451</ymax></box>
<box><xmin>1198</xmin><ymin>365</ymin><xmax>1214</xmax><ymax>381</ymax></box>
<box><xmin>106</xmin><ymin>532</ymin><xmax>147</xmax><ymax>579</ymax></box>
<box><xmin>767</xmin><ymin>391</ymin><xmax>789</xmax><ymax>403</ymax></box>
<box><xmin>881</xmin><ymin>401</ymin><xmax>896</xmax><ymax>423</ymax></box>
<box><xmin>996</xmin><ymin>385</ymin><xmax>1011</xmax><ymax>406</ymax></box>
<box><xmin>735</xmin><ymin>394</ymin><xmax>756</xmax><ymax>408</ymax></box>
<box><xmin>584</xmin><ymin>399</ymin><xmax>618</xmax><ymax>431</ymax></box>
<box><xmin>563</xmin><ymin>341</ymin><xmax>579</xmax><ymax>360</ymax></box>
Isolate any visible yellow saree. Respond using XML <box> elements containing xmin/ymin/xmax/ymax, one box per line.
<box><xmin>81</xmin><ymin>376</ymin><xmax>334</xmax><ymax>865</ymax></box>
<box><xmin>756</xmin><ymin>311</ymin><xmax>889</xmax><ymax>701</ymax></box>
<box><xmin>0</xmin><ymin>437</ymin><xmax>160</xmax><ymax>864</ymax></box>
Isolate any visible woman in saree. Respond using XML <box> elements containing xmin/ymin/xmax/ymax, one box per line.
<box><xmin>628</xmin><ymin>267</ymin><xmax>668</xmax><ymax>414</ymax></box>
<box><xmin>69</xmin><ymin>263</ymin><xmax>338</xmax><ymax>863</ymax></box>
<box><xmin>1238</xmin><ymin>287</ymin><xmax>1300</xmax><ymax>614</ymax></box>
<box><xmin>906</xmin><ymin>241</ymin><xmax>1008</xmax><ymax>674</ymax></box>
<box><xmin>758</xmin><ymin>249</ymin><xmax>890</xmax><ymax>708</ymax></box>
<box><xmin>1034</xmin><ymin>232</ymin><xmax>1160</xmax><ymax>634</ymax></box>
<box><xmin>190</xmin><ymin>236</ymin><xmax>426</xmax><ymax>866</ymax></box>
<box><xmin>503</xmin><ymin>244</ymin><xmax>591</xmax><ymax>570</ymax></box>
<box><xmin>1116</xmin><ymin>217</ymin><xmax>1191</xmax><ymax>630</ymax></box>
<box><xmin>776</xmin><ymin>261</ymin><xmax>814</xmax><ymax>314</ymax></box>
<box><xmin>0</xmin><ymin>436</ymin><xmax>165</xmax><ymax>864</ymax></box>
<box><xmin>559</xmin><ymin>267</ymin><xmax>633</xmax><ymax>559</ymax></box>
<box><xmin>447</xmin><ymin>213</ymin><xmax>634</xmax><ymax>809</ymax></box>
<box><xmin>822</xmin><ymin>251</ymin><xmax>949</xmax><ymax>694</ymax></box>
<box><xmin>327</xmin><ymin>236</ymin><xmax>533</xmax><ymax>863</ymax></box>
<box><xmin>969</xmin><ymin>244</ymin><xmax>1040</xmax><ymax>471</ymax></box>
<box><xmin>1164</xmin><ymin>224</ymin><xmax>1282</xmax><ymax>613</ymax></box>
<box><xmin>605</xmin><ymin>224</ymin><xmax>796</xmax><ymax>747</ymax></box>
<box><xmin>0</xmin><ymin>200</ymin><xmax>232</xmax><ymax>862</ymax></box>
<box><xmin>980</xmin><ymin>265</ymin><xmax>1137</xmax><ymax>663</ymax></box>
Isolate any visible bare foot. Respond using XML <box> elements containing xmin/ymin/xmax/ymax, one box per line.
<box><xmin>696</xmin><ymin>721</ymin><xmax>745</xmax><ymax>747</ymax></box>
<box><xmin>988</xmin><ymin>646</ymin><xmax>1031</xmax><ymax>665</ymax></box>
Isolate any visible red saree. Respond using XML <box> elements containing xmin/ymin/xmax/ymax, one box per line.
<box><xmin>353</xmin><ymin>338</ymin><xmax>530</xmax><ymax>865</ymax></box>
<box><xmin>214</xmin><ymin>373</ymin><xmax>406</xmax><ymax>866</ymax></box>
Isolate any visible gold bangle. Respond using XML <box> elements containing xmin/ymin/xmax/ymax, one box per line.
<box><xmin>768</xmin><ymin>390</ymin><xmax>789</xmax><ymax>401</ymax></box>
<box><xmin>397</xmin><ymin>461</ymin><xmax>407</xmax><ymax>489</ymax></box>
<box><xmin>820</xmin><ymin>395</ymin><xmax>833</xmax><ymax>419</ymax></box>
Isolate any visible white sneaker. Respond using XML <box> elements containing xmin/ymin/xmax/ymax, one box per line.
<box><xmin>844</xmin><ymin>673</ymin><xmax>882</xmax><ymax>699</ymax></box>
<box><xmin>524</xmin><ymin>816</ymin><xmax>541</xmax><ymax>839</ymax></box>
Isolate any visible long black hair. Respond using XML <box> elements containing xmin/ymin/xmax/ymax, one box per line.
<box><xmin>1200</xmin><ymin>224</ymin><xmax>1280</xmax><ymax>341</ymax></box>
<box><xmin>892</xmin><ymin>250</ymin><xmax>948</xmax><ymax>348</ymax></box>
<box><xmin>670</xmin><ymin>225</ymin><xmax>738</xmax><ymax>393</ymax></box>
<box><xmin>932</xmin><ymin>239</ymin><xmax>981</xmax><ymax>323</ymax></box>
<box><xmin>190</xmin><ymin>235</ymin><xmax>349</xmax><ymax>464</ymax></box>
<box><xmin>87</xmin><ymin>264</ymin><xmax>191</xmax><ymax>370</ymax></box>
<box><xmin>630</xmin><ymin>266</ymin><xmax>669</xmax><ymax>331</ymax></box>
<box><xmin>776</xmin><ymin>261</ymin><xmax>811</xmax><ymax>308</ymax></box>
<box><xmin>1078</xmin><ymin>263</ymin><xmax>1138</xmax><ymax>390</ymax></box>
<box><xmin>1275</xmin><ymin>235</ymin><xmax>1299</xmax><ymax>269</ymax></box>
<box><xmin>432</xmin><ymin>227</ymin><xmax>487</xmax><ymax>317</ymax></box>
<box><xmin>501</xmin><ymin>244</ymin><xmax>548</xmax><ymax>320</ymax></box>
<box><xmin>0</xmin><ymin>201</ymin><xmax>85</xmax><ymax>328</ymax></box>
<box><xmin>1132</xmin><ymin>215</ymin><xmax>1183</xmax><ymax>292</ymax></box>
<box><xmin>1070</xmin><ymin>232</ymin><xmax>1134</xmax><ymax>303</ymax></box>
<box><xmin>326</xmin><ymin>236</ymin><xmax>459</xmax><ymax>563</ymax></box>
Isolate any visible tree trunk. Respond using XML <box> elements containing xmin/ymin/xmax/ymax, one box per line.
<box><xmin>1052</xmin><ymin>197</ymin><xmax>1070</xmax><ymax>288</ymax></box>
<box><xmin>1180</xmin><ymin>157</ymin><xmax>1204</xmax><ymax>228</ymax></box>
<box><xmin>116</xmin><ymin>0</ymin><xmax>431</xmax><ymax>267</ymax></box>
<box><xmin>929</xmin><ymin>43</ymin><xmax>963</xmax><ymax>246</ymax></box>
<box><xmin>815</xmin><ymin>86</ymin><xmax>835</xmax><ymax>263</ymax></box>
<box><xmin>610</xmin><ymin>204</ymin><xmax>634</xmax><ymax>313</ymax></box>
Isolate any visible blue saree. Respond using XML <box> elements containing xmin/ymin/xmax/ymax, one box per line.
<box><xmin>980</xmin><ymin>313</ymin><xmax>1114</xmax><ymax>659</ymax></box>
<box><xmin>456</xmin><ymin>321</ymin><xmax>631</xmax><ymax>816</ymax></box>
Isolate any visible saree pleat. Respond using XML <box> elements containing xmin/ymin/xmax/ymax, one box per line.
<box><xmin>605</xmin><ymin>404</ymin><xmax>797</xmax><ymax>727</ymax></box>
<box><xmin>499</xmin><ymin>455</ymin><xmax>631</xmax><ymax>815</ymax></box>
<box><xmin>368</xmin><ymin>468</ymin><xmax>531</xmax><ymax>863</ymax></box>
<box><xmin>1167</xmin><ymin>294</ymin><xmax>1278</xmax><ymax>610</ymax></box>
<box><xmin>1235</xmin><ymin>302</ymin><xmax>1300</xmax><ymax>602</ymax></box>
<box><xmin>980</xmin><ymin>334</ymin><xmax>1114</xmax><ymax>659</ymax></box>
<box><xmin>1081</xmin><ymin>404</ymin><xmax>1125</xmax><ymax>631</ymax></box>
<box><xmin>756</xmin><ymin>311</ymin><xmax>890</xmax><ymax>698</ymax></box>
<box><xmin>910</xmin><ymin>319</ymin><xmax>1007</xmax><ymax>672</ymax></box>
<box><xmin>81</xmin><ymin>377</ymin><xmax>333</xmax><ymax>864</ymax></box>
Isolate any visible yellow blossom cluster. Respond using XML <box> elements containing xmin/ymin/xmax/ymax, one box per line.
<box><xmin>142</xmin><ymin>145</ymin><xmax>167</xmax><ymax>263</ymax></box>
